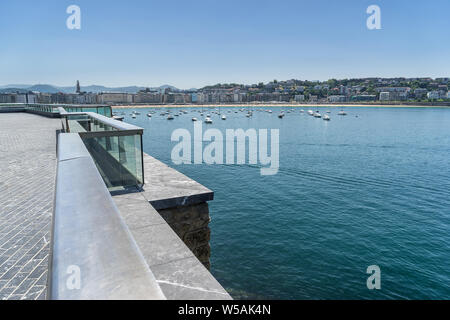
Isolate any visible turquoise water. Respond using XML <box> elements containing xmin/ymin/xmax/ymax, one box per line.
<box><xmin>121</xmin><ymin>106</ymin><xmax>450</xmax><ymax>299</ymax></box>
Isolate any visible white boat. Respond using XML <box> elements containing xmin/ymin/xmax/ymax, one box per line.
<box><xmin>323</xmin><ymin>114</ymin><xmax>330</xmax><ymax>121</ymax></box>
<box><xmin>192</xmin><ymin>117</ymin><xmax>198</xmax><ymax>121</ymax></box>
<box><xmin>167</xmin><ymin>115</ymin><xmax>174</xmax><ymax>120</ymax></box>
<box><xmin>221</xmin><ymin>115</ymin><xmax>227</xmax><ymax>120</ymax></box>
<box><xmin>338</xmin><ymin>110</ymin><xmax>347</xmax><ymax>115</ymax></box>
<box><xmin>205</xmin><ymin>117</ymin><xmax>212</xmax><ymax>124</ymax></box>
<box><xmin>307</xmin><ymin>110</ymin><xmax>314</xmax><ymax>116</ymax></box>
<box><xmin>146</xmin><ymin>113</ymin><xmax>152</xmax><ymax>117</ymax></box>
<box><xmin>314</xmin><ymin>111</ymin><xmax>321</xmax><ymax>118</ymax></box>
<box><xmin>300</xmin><ymin>109</ymin><xmax>304</xmax><ymax>113</ymax></box>
<box><xmin>131</xmin><ymin>114</ymin><xmax>136</xmax><ymax>119</ymax></box>
<box><xmin>113</xmin><ymin>115</ymin><xmax>124</xmax><ymax>121</ymax></box>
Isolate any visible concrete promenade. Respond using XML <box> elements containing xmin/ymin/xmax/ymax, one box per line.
<box><xmin>0</xmin><ymin>110</ymin><xmax>230</xmax><ymax>300</ymax></box>
<box><xmin>0</xmin><ymin>113</ymin><xmax>61</xmax><ymax>300</ymax></box>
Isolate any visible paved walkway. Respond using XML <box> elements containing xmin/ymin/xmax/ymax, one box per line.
<box><xmin>0</xmin><ymin>113</ymin><xmax>61</xmax><ymax>300</ymax></box>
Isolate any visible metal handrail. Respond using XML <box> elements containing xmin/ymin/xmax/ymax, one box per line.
<box><xmin>49</xmin><ymin>133</ymin><xmax>165</xmax><ymax>300</ymax></box>
<box><xmin>58</xmin><ymin>107</ymin><xmax>143</xmax><ymax>132</ymax></box>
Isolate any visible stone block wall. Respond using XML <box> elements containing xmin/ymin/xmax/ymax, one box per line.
<box><xmin>157</xmin><ymin>202</ymin><xmax>212</xmax><ymax>270</ymax></box>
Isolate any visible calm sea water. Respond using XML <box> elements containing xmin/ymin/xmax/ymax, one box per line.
<box><xmin>120</xmin><ymin>106</ymin><xmax>450</xmax><ymax>300</ymax></box>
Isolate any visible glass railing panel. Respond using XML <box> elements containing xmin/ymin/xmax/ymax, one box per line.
<box><xmin>105</xmin><ymin>107</ymin><xmax>112</xmax><ymax>117</ymax></box>
<box><xmin>67</xmin><ymin>115</ymin><xmax>91</xmax><ymax>133</ymax></box>
<box><xmin>57</xmin><ymin>105</ymin><xmax>143</xmax><ymax>190</ymax></box>
<box><xmin>81</xmin><ymin>133</ymin><xmax>143</xmax><ymax>189</ymax></box>
<box><xmin>119</xmin><ymin>134</ymin><xmax>143</xmax><ymax>186</ymax></box>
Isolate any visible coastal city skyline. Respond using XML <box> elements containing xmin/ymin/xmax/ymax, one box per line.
<box><xmin>1</xmin><ymin>1</ymin><xmax>449</xmax><ymax>88</ymax></box>
<box><xmin>1</xmin><ymin>77</ymin><xmax>449</xmax><ymax>105</ymax></box>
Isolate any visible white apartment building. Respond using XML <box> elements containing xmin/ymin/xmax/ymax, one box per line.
<box><xmin>379</xmin><ymin>92</ymin><xmax>390</xmax><ymax>101</ymax></box>
<box><xmin>427</xmin><ymin>91</ymin><xmax>440</xmax><ymax>100</ymax></box>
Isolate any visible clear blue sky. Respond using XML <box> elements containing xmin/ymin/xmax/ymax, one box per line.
<box><xmin>0</xmin><ymin>0</ymin><xmax>449</xmax><ymax>89</ymax></box>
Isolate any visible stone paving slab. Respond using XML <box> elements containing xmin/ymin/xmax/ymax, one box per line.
<box><xmin>0</xmin><ymin>113</ymin><xmax>61</xmax><ymax>300</ymax></box>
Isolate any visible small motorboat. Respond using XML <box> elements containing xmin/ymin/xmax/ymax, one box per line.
<box><xmin>278</xmin><ymin>113</ymin><xmax>285</xmax><ymax>118</ymax></box>
<box><xmin>192</xmin><ymin>117</ymin><xmax>198</xmax><ymax>121</ymax></box>
<box><xmin>147</xmin><ymin>113</ymin><xmax>152</xmax><ymax>117</ymax></box>
<box><xmin>323</xmin><ymin>114</ymin><xmax>330</xmax><ymax>121</ymax></box>
<box><xmin>221</xmin><ymin>115</ymin><xmax>227</xmax><ymax>120</ymax></box>
<box><xmin>205</xmin><ymin>117</ymin><xmax>212</xmax><ymax>123</ymax></box>
<box><xmin>314</xmin><ymin>111</ymin><xmax>321</xmax><ymax>118</ymax></box>
<box><xmin>113</xmin><ymin>115</ymin><xmax>124</xmax><ymax>121</ymax></box>
<box><xmin>338</xmin><ymin>110</ymin><xmax>347</xmax><ymax>116</ymax></box>
<box><xmin>307</xmin><ymin>110</ymin><xmax>314</xmax><ymax>116</ymax></box>
<box><xmin>167</xmin><ymin>115</ymin><xmax>174</xmax><ymax>120</ymax></box>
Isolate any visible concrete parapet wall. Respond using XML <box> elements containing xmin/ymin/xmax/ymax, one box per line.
<box><xmin>111</xmin><ymin>153</ymin><xmax>230</xmax><ymax>299</ymax></box>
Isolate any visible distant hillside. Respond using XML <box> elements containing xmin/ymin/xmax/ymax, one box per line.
<box><xmin>0</xmin><ymin>84</ymin><xmax>32</xmax><ymax>89</ymax></box>
<box><xmin>0</xmin><ymin>88</ymin><xmax>29</xmax><ymax>94</ymax></box>
<box><xmin>28</xmin><ymin>84</ymin><xmax>62</xmax><ymax>93</ymax></box>
<box><xmin>0</xmin><ymin>84</ymin><xmax>180</xmax><ymax>94</ymax></box>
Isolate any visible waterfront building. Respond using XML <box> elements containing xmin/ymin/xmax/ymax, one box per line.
<box><xmin>134</xmin><ymin>91</ymin><xmax>162</xmax><ymax>104</ymax></box>
<box><xmin>15</xmin><ymin>93</ymin><xmax>38</xmax><ymax>103</ymax></box>
<box><xmin>98</xmin><ymin>92</ymin><xmax>133</xmax><ymax>104</ymax></box>
<box><xmin>295</xmin><ymin>94</ymin><xmax>305</xmax><ymax>102</ymax></box>
<box><xmin>427</xmin><ymin>91</ymin><xmax>440</xmax><ymax>100</ymax></box>
<box><xmin>379</xmin><ymin>92</ymin><xmax>390</xmax><ymax>101</ymax></box>
<box><xmin>309</xmin><ymin>95</ymin><xmax>318</xmax><ymax>102</ymax></box>
<box><xmin>37</xmin><ymin>93</ymin><xmax>52</xmax><ymax>104</ymax></box>
<box><xmin>0</xmin><ymin>93</ymin><xmax>16</xmax><ymax>103</ymax></box>
<box><xmin>350</xmin><ymin>95</ymin><xmax>376</xmax><ymax>102</ymax></box>
<box><xmin>414</xmin><ymin>88</ymin><xmax>428</xmax><ymax>99</ymax></box>
<box><xmin>328</xmin><ymin>95</ymin><xmax>346</xmax><ymax>103</ymax></box>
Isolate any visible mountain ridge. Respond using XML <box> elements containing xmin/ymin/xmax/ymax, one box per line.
<box><xmin>0</xmin><ymin>84</ymin><xmax>180</xmax><ymax>94</ymax></box>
